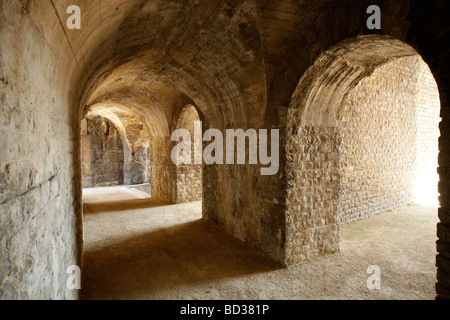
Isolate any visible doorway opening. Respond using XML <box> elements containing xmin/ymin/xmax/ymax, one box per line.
<box><xmin>337</xmin><ymin>54</ymin><xmax>440</xmax><ymax>296</ymax></box>
<box><xmin>337</xmin><ymin>55</ymin><xmax>441</xmax><ymax>225</ymax></box>
<box><xmin>80</xmin><ymin>105</ymin><xmax>152</xmax><ymax>203</ymax></box>
<box><xmin>284</xmin><ymin>37</ymin><xmax>441</xmax><ymax>296</ymax></box>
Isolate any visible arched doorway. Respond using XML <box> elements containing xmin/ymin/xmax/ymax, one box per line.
<box><xmin>80</xmin><ymin>104</ymin><xmax>152</xmax><ymax>198</ymax></box>
<box><xmin>285</xmin><ymin>35</ymin><xmax>440</xmax><ymax>267</ymax></box>
<box><xmin>338</xmin><ymin>54</ymin><xmax>440</xmax><ymax>224</ymax></box>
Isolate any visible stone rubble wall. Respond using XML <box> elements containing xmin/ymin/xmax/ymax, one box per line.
<box><xmin>80</xmin><ymin>118</ymin><xmax>124</xmax><ymax>188</ymax></box>
<box><xmin>175</xmin><ymin>106</ymin><xmax>202</xmax><ymax>203</ymax></box>
<box><xmin>120</xmin><ymin>117</ymin><xmax>151</xmax><ymax>186</ymax></box>
<box><xmin>284</xmin><ymin>127</ymin><xmax>341</xmax><ymax>264</ymax></box>
<box><xmin>150</xmin><ymin>137</ymin><xmax>177</xmax><ymax>203</ymax></box>
<box><xmin>203</xmin><ymin>140</ymin><xmax>287</xmax><ymax>265</ymax></box>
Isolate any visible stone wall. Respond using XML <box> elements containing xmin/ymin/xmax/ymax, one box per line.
<box><xmin>0</xmin><ymin>1</ymin><xmax>80</xmax><ymax>299</ymax></box>
<box><xmin>81</xmin><ymin>118</ymin><xmax>124</xmax><ymax>188</ymax></box>
<box><xmin>175</xmin><ymin>106</ymin><xmax>202</xmax><ymax>203</ymax></box>
<box><xmin>203</xmin><ymin>136</ymin><xmax>287</xmax><ymax>265</ymax></box>
<box><xmin>414</xmin><ymin>60</ymin><xmax>441</xmax><ymax>207</ymax></box>
<box><xmin>120</xmin><ymin>117</ymin><xmax>151</xmax><ymax>186</ymax></box>
<box><xmin>150</xmin><ymin>137</ymin><xmax>176</xmax><ymax>203</ymax></box>
<box><xmin>338</xmin><ymin>56</ymin><xmax>440</xmax><ymax>224</ymax></box>
<box><xmin>284</xmin><ymin>126</ymin><xmax>341</xmax><ymax>264</ymax></box>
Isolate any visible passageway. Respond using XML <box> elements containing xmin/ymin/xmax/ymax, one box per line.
<box><xmin>81</xmin><ymin>186</ymin><xmax>437</xmax><ymax>300</ymax></box>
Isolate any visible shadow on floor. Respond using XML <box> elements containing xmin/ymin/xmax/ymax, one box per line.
<box><xmin>81</xmin><ymin>219</ymin><xmax>284</xmax><ymax>300</ymax></box>
<box><xmin>83</xmin><ymin>197</ymin><xmax>172</xmax><ymax>214</ymax></box>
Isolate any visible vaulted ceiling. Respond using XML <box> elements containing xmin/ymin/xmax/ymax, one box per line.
<box><xmin>21</xmin><ymin>0</ymin><xmax>418</xmax><ymax>133</ymax></box>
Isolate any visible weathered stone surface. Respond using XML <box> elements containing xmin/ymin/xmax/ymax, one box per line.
<box><xmin>285</xmin><ymin>126</ymin><xmax>341</xmax><ymax>264</ymax></box>
<box><xmin>175</xmin><ymin>105</ymin><xmax>203</xmax><ymax>203</ymax></box>
<box><xmin>83</xmin><ymin>106</ymin><xmax>152</xmax><ymax>188</ymax></box>
<box><xmin>81</xmin><ymin>118</ymin><xmax>124</xmax><ymax>188</ymax></box>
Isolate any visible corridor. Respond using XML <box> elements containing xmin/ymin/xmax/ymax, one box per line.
<box><xmin>81</xmin><ymin>186</ymin><xmax>438</xmax><ymax>300</ymax></box>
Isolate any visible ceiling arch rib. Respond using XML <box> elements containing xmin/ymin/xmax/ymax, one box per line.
<box><xmin>85</xmin><ymin>102</ymin><xmax>167</xmax><ymax>138</ymax></box>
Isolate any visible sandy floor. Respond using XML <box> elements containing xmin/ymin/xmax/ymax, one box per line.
<box><xmin>81</xmin><ymin>186</ymin><xmax>439</xmax><ymax>300</ymax></box>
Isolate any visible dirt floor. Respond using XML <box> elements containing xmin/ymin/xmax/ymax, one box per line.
<box><xmin>80</xmin><ymin>186</ymin><xmax>439</xmax><ymax>300</ymax></box>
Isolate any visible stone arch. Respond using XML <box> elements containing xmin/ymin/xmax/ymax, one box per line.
<box><xmin>81</xmin><ymin>89</ymin><xmax>212</xmax><ymax>203</ymax></box>
<box><xmin>288</xmin><ymin>36</ymin><xmax>418</xmax><ymax>128</ymax></box>
<box><xmin>284</xmin><ymin>35</ymin><xmax>441</xmax><ymax>265</ymax></box>
<box><xmin>84</xmin><ymin>103</ymin><xmax>152</xmax><ymax>188</ymax></box>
